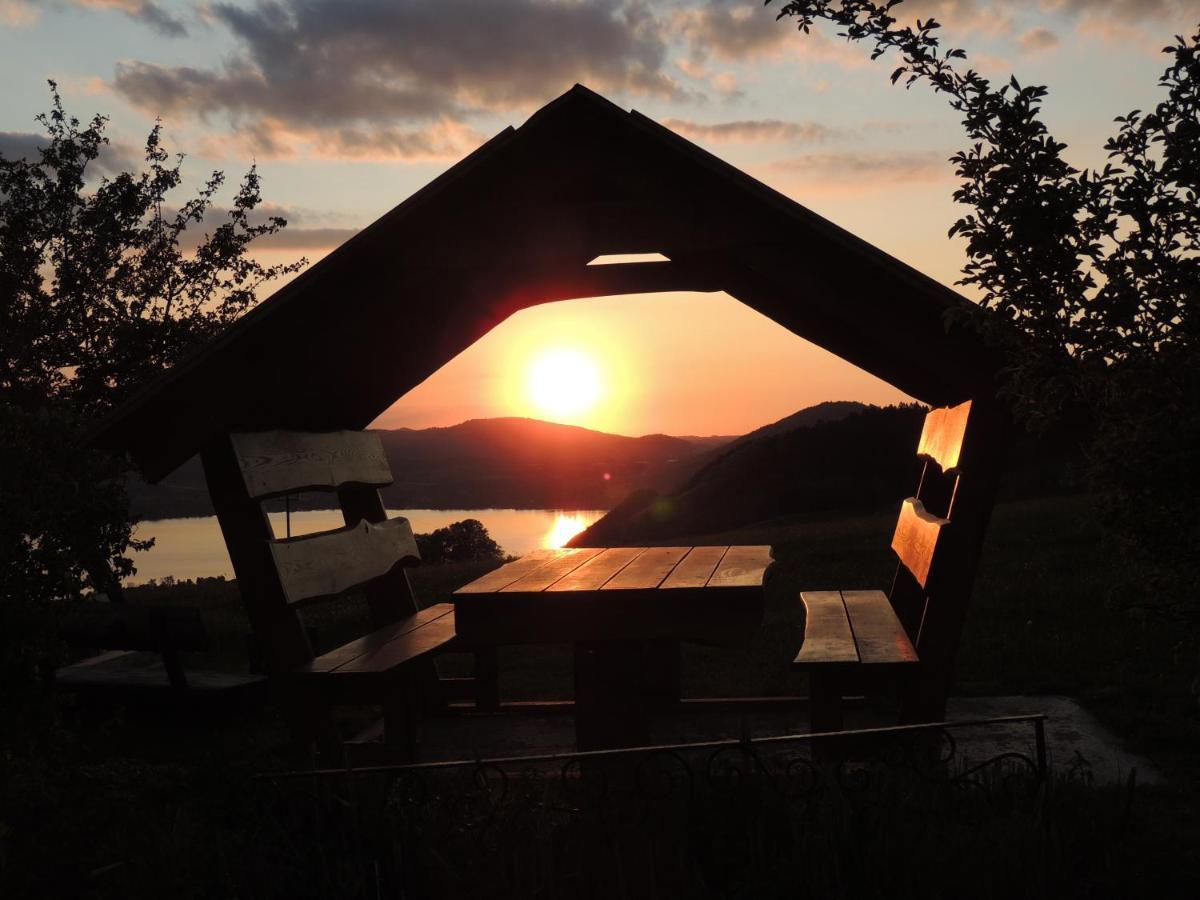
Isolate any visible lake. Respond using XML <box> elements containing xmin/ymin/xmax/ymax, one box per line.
<box><xmin>127</xmin><ymin>508</ymin><xmax>608</xmax><ymax>585</ymax></box>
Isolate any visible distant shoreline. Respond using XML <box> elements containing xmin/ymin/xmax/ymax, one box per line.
<box><xmin>134</xmin><ymin>503</ymin><xmax>612</xmax><ymax>524</ymax></box>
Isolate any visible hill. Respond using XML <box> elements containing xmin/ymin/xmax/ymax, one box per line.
<box><xmin>127</xmin><ymin>417</ymin><xmax>735</xmax><ymax>518</ymax></box>
<box><xmin>722</xmin><ymin>400</ymin><xmax>867</xmax><ymax>449</ymax></box>
<box><xmin>569</xmin><ymin>404</ymin><xmax>927</xmax><ymax>545</ymax></box>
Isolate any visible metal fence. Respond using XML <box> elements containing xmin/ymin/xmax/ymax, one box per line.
<box><xmin>255</xmin><ymin>715</ymin><xmax>1051</xmax><ymax>899</ymax></box>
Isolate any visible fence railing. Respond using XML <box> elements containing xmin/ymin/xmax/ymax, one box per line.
<box><xmin>252</xmin><ymin>715</ymin><xmax>1053</xmax><ymax>899</ymax></box>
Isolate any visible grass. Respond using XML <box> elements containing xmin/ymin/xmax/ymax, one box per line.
<box><xmin>3</xmin><ymin>493</ymin><xmax>1198</xmax><ymax>897</ymax></box>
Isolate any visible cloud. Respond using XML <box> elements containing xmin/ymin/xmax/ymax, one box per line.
<box><xmin>1018</xmin><ymin>26</ymin><xmax>1059</xmax><ymax>52</ymax></box>
<box><xmin>0</xmin><ymin>0</ymin><xmax>186</xmax><ymax>34</ymax></box>
<box><xmin>677</xmin><ymin>1</ymin><xmax>868</xmax><ymax>68</ymax></box>
<box><xmin>112</xmin><ymin>0</ymin><xmax>685</xmax><ymax>162</ymax></box>
<box><xmin>196</xmin><ymin>116</ymin><xmax>490</xmax><ymax>162</ymax></box>
<box><xmin>1037</xmin><ymin>0</ymin><xmax>1198</xmax><ymax>23</ymax></box>
<box><xmin>0</xmin><ymin>130</ymin><xmax>141</xmax><ymax>175</ymax></box>
<box><xmin>75</xmin><ymin>0</ymin><xmax>188</xmax><ymax>37</ymax></box>
<box><xmin>160</xmin><ymin>202</ymin><xmax>357</xmax><ymax>252</ymax></box>
<box><xmin>770</xmin><ymin>150</ymin><xmax>951</xmax><ymax>185</ymax></box>
<box><xmin>897</xmin><ymin>0</ymin><xmax>1196</xmax><ymax>27</ymax></box>
<box><xmin>0</xmin><ymin>0</ymin><xmax>37</xmax><ymax>25</ymax></box>
<box><xmin>663</xmin><ymin>117</ymin><xmax>843</xmax><ymax>144</ymax></box>
<box><xmin>674</xmin><ymin>2</ymin><xmax>791</xmax><ymax>62</ymax></box>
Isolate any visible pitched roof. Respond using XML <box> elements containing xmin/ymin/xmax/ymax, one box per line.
<box><xmin>93</xmin><ymin>84</ymin><xmax>997</xmax><ymax>482</ymax></box>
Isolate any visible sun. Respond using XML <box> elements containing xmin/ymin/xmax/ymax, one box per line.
<box><xmin>526</xmin><ymin>347</ymin><xmax>603</xmax><ymax>422</ymax></box>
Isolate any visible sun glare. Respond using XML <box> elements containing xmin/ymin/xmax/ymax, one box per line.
<box><xmin>544</xmin><ymin>512</ymin><xmax>591</xmax><ymax>548</ymax></box>
<box><xmin>526</xmin><ymin>347</ymin><xmax>603</xmax><ymax>422</ymax></box>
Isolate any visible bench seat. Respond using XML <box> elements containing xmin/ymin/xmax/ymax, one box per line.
<box><xmin>57</xmin><ymin>649</ymin><xmax>267</xmax><ymax>696</ymax></box>
<box><xmin>793</xmin><ymin>590</ymin><xmax>918</xmax><ymax>731</ymax></box>
<box><xmin>296</xmin><ymin>603</ymin><xmax>459</xmax><ymax>698</ymax></box>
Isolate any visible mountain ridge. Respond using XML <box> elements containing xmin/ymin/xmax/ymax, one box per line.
<box><xmin>127</xmin><ymin>415</ymin><xmax>739</xmax><ymax>519</ymax></box>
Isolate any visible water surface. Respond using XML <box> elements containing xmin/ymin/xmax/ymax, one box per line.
<box><xmin>129</xmin><ymin>508</ymin><xmax>606</xmax><ymax>585</ymax></box>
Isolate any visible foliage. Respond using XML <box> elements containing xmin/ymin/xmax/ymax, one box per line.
<box><xmin>771</xmin><ymin>1</ymin><xmax>1200</xmax><ymax>617</ymax></box>
<box><xmin>0</xmin><ymin>84</ymin><xmax>302</xmax><ymax>703</ymax></box>
<box><xmin>1</xmin><ymin>82</ymin><xmax>304</xmax><ymax>413</ymax></box>
<box><xmin>414</xmin><ymin>519</ymin><xmax>505</xmax><ymax>564</ymax></box>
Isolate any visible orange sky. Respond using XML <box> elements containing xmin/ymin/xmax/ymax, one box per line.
<box><xmin>370</xmin><ymin>290</ymin><xmax>913</xmax><ymax>437</ymax></box>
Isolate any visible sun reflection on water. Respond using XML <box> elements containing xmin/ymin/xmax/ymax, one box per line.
<box><xmin>544</xmin><ymin>511</ymin><xmax>591</xmax><ymax>548</ymax></box>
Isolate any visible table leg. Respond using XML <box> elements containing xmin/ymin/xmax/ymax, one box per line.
<box><xmin>642</xmin><ymin>638</ymin><xmax>681</xmax><ymax>710</ymax></box>
<box><xmin>574</xmin><ymin>640</ymin><xmax>650</xmax><ymax>751</ymax></box>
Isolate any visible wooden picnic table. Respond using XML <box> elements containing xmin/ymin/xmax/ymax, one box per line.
<box><xmin>453</xmin><ymin>545</ymin><xmax>773</xmax><ymax>750</ymax></box>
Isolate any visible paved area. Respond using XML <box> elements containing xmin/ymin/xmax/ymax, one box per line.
<box><xmin>417</xmin><ymin>695</ymin><xmax>1162</xmax><ymax>786</ymax></box>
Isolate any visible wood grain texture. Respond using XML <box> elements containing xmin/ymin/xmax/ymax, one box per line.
<box><xmin>842</xmin><ymin>590</ymin><xmax>918</xmax><ymax>666</ymax></box>
<box><xmin>330</xmin><ymin>613</ymin><xmax>457</xmax><ymax>676</ymax></box>
<box><xmin>498</xmin><ymin>547</ymin><xmax>604</xmax><ymax>592</ymax></box>
<box><xmin>891</xmin><ymin>498</ymin><xmax>947</xmax><ymax>588</ymax></box>
<box><xmin>602</xmin><ymin>546</ymin><xmax>689</xmax><ymax>591</ymax></box>
<box><xmin>453</xmin><ymin>549</ymin><xmax>561</xmax><ymax>594</ymax></box>
<box><xmin>453</xmin><ymin>545</ymin><xmax>769</xmax><ymax>646</ymax></box>
<box><xmin>231</xmin><ymin>430</ymin><xmax>392</xmax><ymax>500</ymax></box>
<box><xmin>547</xmin><ymin>547</ymin><xmax>645</xmax><ymax>591</ymax></box>
<box><xmin>793</xmin><ymin>592</ymin><xmax>858</xmax><ymax>667</ymax></box>
<box><xmin>707</xmin><ymin>545</ymin><xmax>773</xmax><ymax>588</ymax></box>
<box><xmin>660</xmin><ymin>546</ymin><xmax>727</xmax><ymax>589</ymax></box>
<box><xmin>917</xmin><ymin>400</ymin><xmax>972</xmax><ymax>474</ymax></box>
<box><xmin>270</xmin><ymin>516</ymin><xmax>420</xmax><ymax>606</ymax></box>
<box><xmin>302</xmin><ymin>604</ymin><xmax>454</xmax><ymax>674</ymax></box>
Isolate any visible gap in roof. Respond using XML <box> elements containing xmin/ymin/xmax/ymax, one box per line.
<box><xmin>587</xmin><ymin>253</ymin><xmax>671</xmax><ymax>266</ymax></box>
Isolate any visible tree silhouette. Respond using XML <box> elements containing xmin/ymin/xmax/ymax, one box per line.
<box><xmin>1</xmin><ymin>84</ymin><xmax>304</xmax><ymax>688</ymax></box>
<box><xmin>773</xmin><ymin>1</ymin><xmax>1200</xmax><ymax>621</ymax></box>
<box><xmin>415</xmin><ymin>519</ymin><xmax>505</xmax><ymax>564</ymax></box>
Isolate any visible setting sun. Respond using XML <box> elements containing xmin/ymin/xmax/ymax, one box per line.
<box><xmin>526</xmin><ymin>347</ymin><xmax>603</xmax><ymax>423</ymax></box>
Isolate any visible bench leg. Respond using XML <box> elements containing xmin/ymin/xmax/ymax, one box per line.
<box><xmin>383</xmin><ymin>670</ymin><xmax>421</xmax><ymax>762</ymax></box>
<box><xmin>808</xmin><ymin>670</ymin><xmax>844</xmax><ymax>733</ymax></box>
<box><xmin>473</xmin><ymin>646</ymin><xmax>500</xmax><ymax>712</ymax></box>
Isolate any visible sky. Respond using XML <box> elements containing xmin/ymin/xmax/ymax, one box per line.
<box><xmin>2</xmin><ymin>0</ymin><xmax>1198</xmax><ymax>437</ymax></box>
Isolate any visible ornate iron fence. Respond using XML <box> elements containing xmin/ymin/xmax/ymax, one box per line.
<box><xmin>256</xmin><ymin>715</ymin><xmax>1051</xmax><ymax>899</ymax></box>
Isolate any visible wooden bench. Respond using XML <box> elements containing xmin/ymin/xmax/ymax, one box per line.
<box><xmin>793</xmin><ymin>399</ymin><xmax>1006</xmax><ymax>730</ymax></box>
<box><xmin>55</xmin><ymin>603</ymin><xmax>263</xmax><ymax>697</ymax></box>
<box><xmin>199</xmin><ymin>429</ymin><xmax>498</xmax><ymax>762</ymax></box>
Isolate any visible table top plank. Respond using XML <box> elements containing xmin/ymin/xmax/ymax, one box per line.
<box><xmin>706</xmin><ymin>545</ymin><xmax>773</xmax><ymax>588</ymax></box>
<box><xmin>499</xmin><ymin>547</ymin><xmax>606</xmax><ymax>592</ymax></box>
<box><xmin>547</xmin><ymin>547</ymin><xmax>646</xmax><ymax>592</ymax></box>
<box><xmin>660</xmin><ymin>546</ymin><xmax>728</xmax><ymax>589</ymax></box>
<box><xmin>602</xmin><ymin>546</ymin><xmax>690</xmax><ymax>591</ymax></box>
<box><xmin>453</xmin><ymin>548</ymin><xmax>562</xmax><ymax>594</ymax></box>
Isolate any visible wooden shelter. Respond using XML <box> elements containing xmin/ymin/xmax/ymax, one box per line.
<box><xmin>93</xmin><ymin>84</ymin><xmax>998</xmax><ymax>480</ymax></box>
<box><xmin>91</xmin><ymin>85</ymin><xmax>1010</xmax><ymax>729</ymax></box>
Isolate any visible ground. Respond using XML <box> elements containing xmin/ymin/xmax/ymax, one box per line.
<box><xmin>3</xmin><ymin>494</ymin><xmax>1198</xmax><ymax>897</ymax></box>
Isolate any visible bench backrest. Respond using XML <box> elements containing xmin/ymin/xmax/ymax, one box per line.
<box><xmin>888</xmin><ymin>399</ymin><xmax>1007</xmax><ymax>720</ymax></box>
<box><xmin>200</xmin><ymin>429</ymin><xmax>420</xmax><ymax>679</ymax></box>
